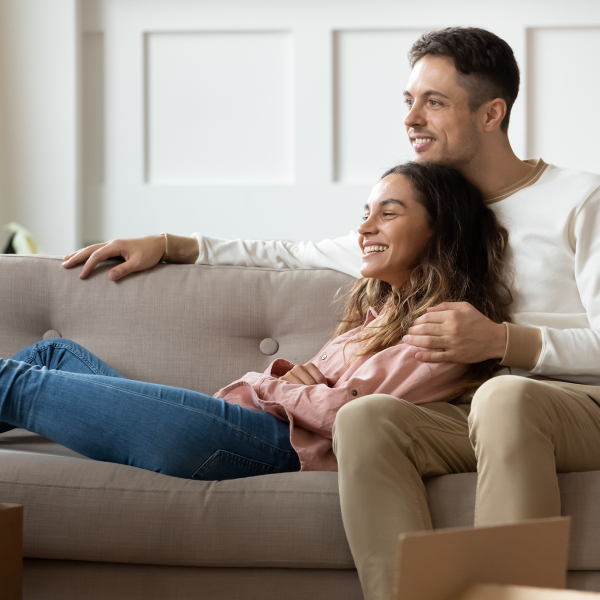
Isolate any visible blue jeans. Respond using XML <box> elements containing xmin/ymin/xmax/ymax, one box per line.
<box><xmin>0</xmin><ymin>339</ymin><xmax>300</xmax><ymax>480</ymax></box>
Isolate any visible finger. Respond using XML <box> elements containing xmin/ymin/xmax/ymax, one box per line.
<box><xmin>293</xmin><ymin>366</ymin><xmax>319</xmax><ymax>386</ymax></box>
<box><xmin>426</xmin><ymin>302</ymin><xmax>462</xmax><ymax>313</ymax></box>
<box><xmin>303</xmin><ymin>362</ymin><xmax>327</xmax><ymax>385</ymax></box>
<box><xmin>411</xmin><ymin>312</ymin><xmax>448</xmax><ymax>326</ymax></box>
<box><xmin>414</xmin><ymin>350</ymin><xmax>452</xmax><ymax>363</ymax></box>
<box><xmin>406</xmin><ymin>323</ymin><xmax>444</xmax><ymax>336</ymax></box>
<box><xmin>79</xmin><ymin>245</ymin><xmax>121</xmax><ymax>279</ymax></box>
<box><xmin>108</xmin><ymin>258</ymin><xmax>142</xmax><ymax>282</ymax></box>
<box><xmin>281</xmin><ymin>372</ymin><xmax>304</xmax><ymax>384</ymax></box>
<box><xmin>402</xmin><ymin>334</ymin><xmax>446</xmax><ymax>349</ymax></box>
<box><xmin>62</xmin><ymin>244</ymin><xmax>104</xmax><ymax>268</ymax></box>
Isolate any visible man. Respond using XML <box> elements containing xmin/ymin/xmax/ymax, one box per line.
<box><xmin>65</xmin><ymin>27</ymin><xmax>600</xmax><ymax>600</ymax></box>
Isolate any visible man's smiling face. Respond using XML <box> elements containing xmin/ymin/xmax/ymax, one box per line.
<box><xmin>404</xmin><ymin>55</ymin><xmax>481</xmax><ymax>169</ymax></box>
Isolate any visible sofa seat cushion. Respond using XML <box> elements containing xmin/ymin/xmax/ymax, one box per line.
<box><xmin>0</xmin><ymin>430</ymin><xmax>353</xmax><ymax>568</ymax></box>
<box><xmin>1</xmin><ymin>430</ymin><xmax>600</xmax><ymax>570</ymax></box>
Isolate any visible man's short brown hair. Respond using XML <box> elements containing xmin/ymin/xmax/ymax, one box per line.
<box><xmin>409</xmin><ymin>27</ymin><xmax>520</xmax><ymax>132</ymax></box>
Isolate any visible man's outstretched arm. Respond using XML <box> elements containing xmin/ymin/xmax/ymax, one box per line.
<box><xmin>63</xmin><ymin>231</ymin><xmax>362</xmax><ymax>281</ymax></box>
<box><xmin>62</xmin><ymin>234</ymin><xmax>199</xmax><ymax>282</ymax></box>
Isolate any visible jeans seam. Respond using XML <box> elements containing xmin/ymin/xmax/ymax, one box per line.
<box><xmin>25</xmin><ymin>342</ymin><xmax>105</xmax><ymax>376</ymax></box>
<box><xmin>46</xmin><ymin>370</ymin><xmax>296</xmax><ymax>454</ymax></box>
<box><xmin>193</xmin><ymin>449</ymin><xmax>282</xmax><ymax>479</ymax></box>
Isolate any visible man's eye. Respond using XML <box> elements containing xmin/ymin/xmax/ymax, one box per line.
<box><xmin>362</xmin><ymin>215</ymin><xmax>369</xmax><ymax>221</ymax></box>
<box><xmin>430</xmin><ymin>99</ymin><xmax>441</xmax><ymax>106</ymax></box>
<box><xmin>404</xmin><ymin>98</ymin><xmax>414</xmax><ymax>108</ymax></box>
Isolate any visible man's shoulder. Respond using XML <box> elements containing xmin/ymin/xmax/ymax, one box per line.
<box><xmin>520</xmin><ymin>162</ymin><xmax>600</xmax><ymax>206</ymax></box>
<box><xmin>538</xmin><ymin>162</ymin><xmax>600</xmax><ymax>194</ymax></box>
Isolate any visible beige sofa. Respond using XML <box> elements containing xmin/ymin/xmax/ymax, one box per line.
<box><xmin>1</xmin><ymin>254</ymin><xmax>600</xmax><ymax>600</ymax></box>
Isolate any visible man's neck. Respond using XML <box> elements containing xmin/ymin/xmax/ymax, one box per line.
<box><xmin>458</xmin><ymin>137</ymin><xmax>535</xmax><ymax>196</ymax></box>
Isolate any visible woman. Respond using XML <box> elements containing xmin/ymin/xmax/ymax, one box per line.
<box><xmin>0</xmin><ymin>162</ymin><xmax>511</xmax><ymax>480</ymax></box>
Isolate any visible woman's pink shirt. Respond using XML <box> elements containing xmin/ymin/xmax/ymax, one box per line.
<box><xmin>214</xmin><ymin>308</ymin><xmax>468</xmax><ymax>472</ymax></box>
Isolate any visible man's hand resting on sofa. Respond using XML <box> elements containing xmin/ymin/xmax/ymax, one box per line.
<box><xmin>62</xmin><ymin>234</ymin><xmax>200</xmax><ymax>282</ymax></box>
<box><xmin>280</xmin><ymin>362</ymin><xmax>328</xmax><ymax>386</ymax></box>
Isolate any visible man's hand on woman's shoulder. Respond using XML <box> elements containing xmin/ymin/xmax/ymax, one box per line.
<box><xmin>402</xmin><ymin>302</ymin><xmax>508</xmax><ymax>364</ymax></box>
<box><xmin>62</xmin><ymin>234</ymin><xmax>167</xmax><ymax>282</ymax></box>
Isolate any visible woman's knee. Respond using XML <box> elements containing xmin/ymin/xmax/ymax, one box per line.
<box><xmin>336</xmin><ymin>394</ymin><xmax>412</xmax><ymax>430</ymax></box>
<box><xmin>333</xmin><ymin>394</ymin><xmax>416</xmax><ymax>455</ymax></box>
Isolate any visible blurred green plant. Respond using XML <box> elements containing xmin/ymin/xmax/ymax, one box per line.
<box><xmin>3</xmin><ymin>223</ymin><xmax>45</xmax><ymax>254</ymax></box>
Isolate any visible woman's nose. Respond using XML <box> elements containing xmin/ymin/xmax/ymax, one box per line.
<box><xmin>358</xmin><ymin>216</ymin><xmax>376</xmax><ymax>235</ymax></box>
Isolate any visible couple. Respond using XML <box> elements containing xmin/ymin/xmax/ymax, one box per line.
<box><xmin>3</xmin><ymin>26</ymin><xmax>600</xmax><ymax>600</ymax></box>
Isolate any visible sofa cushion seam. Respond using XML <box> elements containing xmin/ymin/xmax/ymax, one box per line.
<box><xmin>0</xmin><ymin>480</ymin><xmax>339</xmax><ymax>495</ymax></box>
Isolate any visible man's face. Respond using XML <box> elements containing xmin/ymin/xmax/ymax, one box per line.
<box><xmin>404</xmin><ymin>55</ymin><xmax>481</xmax><ymax>169</ymax></box>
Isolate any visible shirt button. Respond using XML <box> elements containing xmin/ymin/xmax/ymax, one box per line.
<box><xmin>321</xmin><ymin>355</ymin><xmax>327</xmax><ymax>360</ymax></box>
<box><xmin>351</xmin><ymin>390</ymin><xmax>358</xmax><ymax>396</ymax></box>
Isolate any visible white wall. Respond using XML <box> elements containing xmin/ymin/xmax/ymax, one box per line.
<box><xmin>0</xmin><ymin>0</ymin><xmax>79</xmax><ymax>255</ymax></box>
<box><xmin>1</xmin><ymin>0</ymin><xmax>600</xmax><ymax>254</ymax></box>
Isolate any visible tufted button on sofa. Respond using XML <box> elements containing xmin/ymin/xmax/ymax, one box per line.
<box><xmin>1</xmin><ymin>255</ymin><xmax>600</xmax><ymax>600</ymax></box>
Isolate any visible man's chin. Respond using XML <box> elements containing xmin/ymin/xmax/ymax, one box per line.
<box><xmin>413</xmin><ymin>149</ymin><xmax>456</xmax><ymax>168</ymax></box>
<box><xmin>412</xmin><ymin>149</ymin><xmax>439</xmax><ymax>164</ymax></box>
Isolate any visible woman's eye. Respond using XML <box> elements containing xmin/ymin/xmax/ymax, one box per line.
<box><xmin>362</xmin><ymin>215</ymin><xmax>369</xmax><ymax>221</ymax></box>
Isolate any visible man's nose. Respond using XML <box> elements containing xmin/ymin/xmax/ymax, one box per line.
<box><xmin>404</xmin><ymin>101</ymin><xmax>426</xmax><ymax>129</ymax></box>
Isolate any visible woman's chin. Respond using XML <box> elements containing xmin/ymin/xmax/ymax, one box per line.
<box><xmin>360</xmin><ymin>266</ymin><xmax>385</xmax><ymax>282</ymax></box>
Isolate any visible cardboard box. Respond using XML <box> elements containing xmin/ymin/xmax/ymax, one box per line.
<box><xmin>0</xmin><ymin>503</ymin><xmax>23</xmax><ymax>600</ymax></box>
<box><xmin>395</xmin><ymin>517</ymin><xmax>571</xmax><ymax>600</ymax></box>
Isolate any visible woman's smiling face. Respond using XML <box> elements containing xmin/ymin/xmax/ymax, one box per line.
<box><xmin>358</xmin><ymin>174</ymin><xmax>433</xmax><ymax>290</ymax></box>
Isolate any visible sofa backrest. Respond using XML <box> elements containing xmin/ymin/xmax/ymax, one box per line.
<box><xmin>0</xmin><ymin>256</ymin><xmax>354</xmax><ymax>393</ymax></box>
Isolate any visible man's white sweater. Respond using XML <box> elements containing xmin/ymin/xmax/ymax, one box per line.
<box><xmin>192</xmin><ymin>159</ymin><xmax>600</xmax><ymax>385</ymax></box>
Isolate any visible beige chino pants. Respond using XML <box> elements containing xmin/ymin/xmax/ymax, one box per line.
<box><xmin>332</xmin><ymin>375</ymin><xmax>600</xmax><ymax>600</ymax></box>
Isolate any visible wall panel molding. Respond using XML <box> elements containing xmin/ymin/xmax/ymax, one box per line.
<box><xmin>144</xmin><ymin>31</ymin><xmax>294</xmax><ymax>185</ymax></box>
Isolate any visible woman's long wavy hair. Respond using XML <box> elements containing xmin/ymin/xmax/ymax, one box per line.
<box><xmin>335</xmin><ymin>161</ymin><xmax>512</xmax><ymax>392</ymax></box>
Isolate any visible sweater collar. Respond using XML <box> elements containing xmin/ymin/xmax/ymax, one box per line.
<box><xmin>483</xmin><ymin>158</ymin><xmax>548</xmax><ymax>205</ymax></box>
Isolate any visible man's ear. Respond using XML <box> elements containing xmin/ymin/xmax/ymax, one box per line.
<box><xmin>481</xmin><ymin>98</ymin><xmax>507</xmax><ymax>132</ymax></box>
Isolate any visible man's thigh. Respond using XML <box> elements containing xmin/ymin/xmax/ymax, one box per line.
<box><xmin>471</xmin><ymin>376</ymin><xmax>600</xmax><ymax>473</ymax></box>
<box><xmin>538</xmin><ymin>380</ymin><xmax>600</xmax><ymax>473</ymax></box>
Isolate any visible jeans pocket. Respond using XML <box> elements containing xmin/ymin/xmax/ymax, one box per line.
<box><xmin>192</xmin><ymin>449</ymin><xmax>282</xmax><ymax>481</ymax></box>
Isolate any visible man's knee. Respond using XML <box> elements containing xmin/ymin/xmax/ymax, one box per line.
<box><xmin>470</xmin><ymin>375</ymin><xmax>549</xmax><ymax>452</ymax></box>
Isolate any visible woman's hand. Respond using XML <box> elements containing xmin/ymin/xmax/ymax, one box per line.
<box><xmin>280</xmin><ymin>362</ymin><xmax>328</xmax><ymax>386</ymax></box>
<box><xmin>62</xmin><ymin>235</ymin><xmax>167</xmax><ymax>282</ymax></box>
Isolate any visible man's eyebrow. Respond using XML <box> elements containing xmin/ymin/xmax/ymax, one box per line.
<box><xmin>403</xmin><ymin>89</ymin><xmax>450</xmax><ymax>99</ymax></box>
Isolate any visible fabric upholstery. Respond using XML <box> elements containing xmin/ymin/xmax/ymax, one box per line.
<box><xmin>1</xmin><ymin>255</ymin><xmax>600</xmax><ymax>596</ymax></box>
<box><xmin>20</xmin><ymin>560</ymin><xmax>600</xmax><ymax>600</ymax></box>
<box><xmin>0</xmin><ymin>255</ymin><xmax>352</xmax><ymax>393</ymax></box>
<box><xmin>23</xmin><ymin>561</ymin><xmax>364</xmax><ymax>600</ymax></box>
<box><xmin>0</xmin><ymin>429</ymin><xmax>600</xmax><ymax>572</ymax></box>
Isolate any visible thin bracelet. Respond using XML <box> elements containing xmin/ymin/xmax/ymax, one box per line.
<box><xmin>160</xmin><ymin>232</ymin><xmax>169</xmax><ymax>262</ymax></box>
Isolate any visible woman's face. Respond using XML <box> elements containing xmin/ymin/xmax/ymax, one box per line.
<box><xmin>358</xmin><ymin>174</ymin><xmax>433</xmax><ymax>290</ymax></box>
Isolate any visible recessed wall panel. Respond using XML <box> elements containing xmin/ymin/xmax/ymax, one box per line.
<box><xmin>528</xmin><ymin>28</ymin><xmax>600</xmax><ymax>174</ymax></box>
<box><xmin>334</xmin><ymin>30</ymin><xmax>423</xmax><ymax>183</ymax></box>
<box><xmin>146</xmin><ymin>32</ymin><xmax>293</xmax><ymax>184</ymax></box>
